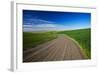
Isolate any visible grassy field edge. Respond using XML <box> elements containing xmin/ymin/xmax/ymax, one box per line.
<box><xmin>64</xmin><ymin>35</ymin><xmax>88</xmax><ymax>59</ymax></box>
<box><xmin>23</xmin><ymin>31</ymin><xmax>58</xmax><ymax>50</ymax></box>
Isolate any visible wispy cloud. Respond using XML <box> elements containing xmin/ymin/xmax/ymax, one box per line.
<box><xmin>23</xmin><ymin>18</ymin><xmax>57</xmax><ymax>32</ymax></box>
<box><xmin>23</xmin><ymin>25</ymin><xmax>33</xmax><ymax>28</ymax></box>
<box><xmin>24</xmin><ymin>18</ymin><xmax>55</xmax><ymax>25</ymax></box>
<box><xmin>33</xmin><ymin>24</ymin><xmax>56</xmax><ymax>28</ymax></box>
<box><xmin>23</xmin><ymin>24</ymin><xmax>56</xmax><ymax>31</ymax></box>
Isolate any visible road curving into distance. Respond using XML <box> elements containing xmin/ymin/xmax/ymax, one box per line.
<box><xmin>23</xmin><ymin>34</ymin><xmax>86</xmax><ymax>62</ymax></box>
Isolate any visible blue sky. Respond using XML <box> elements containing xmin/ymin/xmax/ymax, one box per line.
<box><xmin>23</xmin><ymin>10</ymin><xmax>91</xmax><ymax>32</ymax></box>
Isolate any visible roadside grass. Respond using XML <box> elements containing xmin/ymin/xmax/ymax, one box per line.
<box><xmin>58</xmin><ymin>28</ymin><xmax>91</xmax><ymax>58</ymax></box>
<box><xmin>23</xmin><ymin>31</ymin><xmax>57</xmax><ymax>50</ymax></box>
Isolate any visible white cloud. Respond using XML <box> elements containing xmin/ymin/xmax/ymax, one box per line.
<box><xmin>34</xmin><ymin>24</ymin><xmax>56</xmax><ymax>28</ymax></box>
<box><xmin>23</xmin><ymin>25</ymin><xmax>33</xmax><ymax>28</ymax></box>
<box><xmin>23</xmin><ymin>24</ymin><xmax>57</xmax><ymax>32</ymax></box>
<box><xmin>23</xmin><ymin>23</ymin><xmax>56</xmax><ymax>28</ymax></box>
<box><xmin>24</xmin><ymin>18</ymin><xmax>54</xmax><ymax>25</ymax></box>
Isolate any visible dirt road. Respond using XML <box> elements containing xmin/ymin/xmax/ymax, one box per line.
<box><xmin>23</xmin><ymin>34</ymin><xmax>85</xmax><ymax>62</ymax></box>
